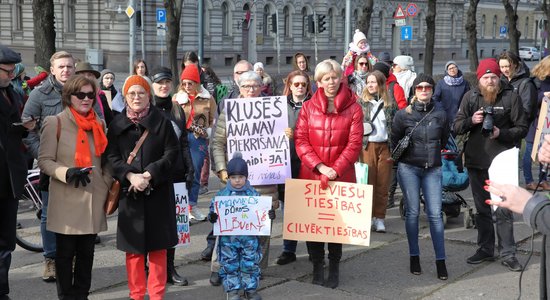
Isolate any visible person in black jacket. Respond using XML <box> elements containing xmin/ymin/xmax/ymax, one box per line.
<box><xmin>454</xmin><ymin>58</ymin><xmax>528</xmax><ymax>272</ymax></box>
<box><xmin>0</xmin><ymin>44</ymin><xmax>29</xmax><ymax>299</ymax></box>
<box><xmin>391</xmin><ymin>74</ymin><xmax>449</xmax><ymax>280</ymax></box>
<box><xmin>151</xmin><ymin>67</ymin><xmax>194</xmax><ymax>287</ymax></box>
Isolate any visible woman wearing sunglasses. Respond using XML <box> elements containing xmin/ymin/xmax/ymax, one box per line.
<box><xmin>390</xmin><ymin>74</ymin><xmax>449</xmax><ymax>280</ymax></box>
<box><xmin>348</xmin><ymin>53</ymin><xmax>372</xmax><ymax>97</ymax></box>
<box><xmin>275</xmin><ymin>70</ymin><xmax>313</xmax><ymax>265</ymax></box>
<box><xmin>38</xmin><ymin>75</ymin><xmax>112</xmax><ymax>299</ymax></box>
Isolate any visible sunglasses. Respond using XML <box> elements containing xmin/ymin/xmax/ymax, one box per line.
<box><xmin>358</xmin><ymin>62</ymin><xmax>368</xmax><ymax>66</ymax></box>
<box><xmin>415</xmin><ymin>85</ymin><xmax>433</xmax><ymax>92</ymax></box>
<box><xmin>73</xmin><ymin>92</ymin><xmax>95</xmax><ymax>100</ymax></box>
<box><xmin>0</xmin><ymin>66</ymin><xmax>16</xmax><ymax>76</ymax></box>
<box><xmin>292</xmin><ymin>82</ymin><xmax>307</xmax><ymax>87</ymax></box>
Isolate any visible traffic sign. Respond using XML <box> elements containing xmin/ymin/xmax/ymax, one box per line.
<box><xmin>395</xmin><ymin>19</ymin><xmax>406</xmax><ymax>26</ymax></box>
<box><xmin>394</xmin><ymin>4</ymin><xmax>406</xmax><ymax>19</ymax></box>
<box><xmin>156</xmin><ymin>8</ymin><xmax>166</xmax><ymax>23</ymax></box>
<box><xmin>125</xmin><ymin>5</ymin><xmax>135</xmax><ymax>18</ymax></box>
<box><xmin>401</xmin><ymin>26</ymin><xmax>412</xmax><ymax>41</ymax></box>
<box><xmin>406</xmin><ymin>3</ymin><xmax>418</xmax><ymax>17</ymax></box>
<box><xmin>500</xmin><ymin>25</ymin><xmax>507</xmax><ymax>38</ymax></box>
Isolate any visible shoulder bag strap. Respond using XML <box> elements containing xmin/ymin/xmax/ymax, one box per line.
<box><xmin>370</xmin><ymin>102</ymin><xmax>384</xmax><ymax>122</ymax></box>
<box><xmin>408</xmin><ymin>106</ymin><xmax>434</xmax><ymax>136</ymax></box>
<box><xmin>127</xmin><ymin>129</ymin><xmax>149</xmax><ymax>165</ymax></box>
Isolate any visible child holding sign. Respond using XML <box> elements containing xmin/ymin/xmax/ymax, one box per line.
<box><xmin>207</xmin><ymin>152</ymin><xmax>275</xmax><ymax>300</ymax></box>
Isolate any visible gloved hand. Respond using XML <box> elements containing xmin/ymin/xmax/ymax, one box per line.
<box><xmin>207</xmin><ymin>211</ymin><xmax>218</xmax><ymax>224</ymax></box>
<box><xmin>185</xmin><ymin>172</ymin><xmax>194</xmax><ymax>191</ymax></box>
<box><xmin>268</xmin><ymin>209</ymin><xmax>276</xmax><ymax>220</ymax></box>
<box><xmin>66</xmin><ymin>167</ymin><xmax>91</xmax><ymax>188</ymax></box>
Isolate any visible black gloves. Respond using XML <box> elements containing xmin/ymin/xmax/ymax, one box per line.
<box><xmin>186</xmin><ymin>173</ymin><xmax>194</xmax><ymax>191</ymax></box>
<box><xmin>66</xmin><ymin>167</ymin><xmax>91</xmax><ymax>188</ymax></box>
<box><xmin>268</xmin><ymin>209</ymin><xmax>276</xmax><ymax>220</ymax></box>
<box><xmin>207</xmin><ymin>211</ymin><xmax>218</xmax><ymax>223</ymax></box>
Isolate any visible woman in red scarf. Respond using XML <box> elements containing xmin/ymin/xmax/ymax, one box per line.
<box><xmin>38</xmin><ymin>75</ymin><xmax>112</xmax><ymax>299</ymax></box>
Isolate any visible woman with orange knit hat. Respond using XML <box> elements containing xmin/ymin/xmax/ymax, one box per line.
<box><xmin>173</xmin><ymin>64</ymin><xmax>217</xmax><ymax>222</ymax></box>
<box><xmin>106</xmin><ymin>75</ymin><xmax>179</xmax><ymax>300</ymax></box>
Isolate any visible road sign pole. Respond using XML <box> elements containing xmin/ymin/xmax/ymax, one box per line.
<box><xmin>140</xmin><ymin>0</ymin><xmax>145</xmax><ymax>58</ymax></box>
<box><xmin>129</xmin><ymin>0</ymin><xmax>136</xmax><ymax>74</ymax></box>
<box><xmin>314</xmin><ymin>10</ymin><xmax>318</xmax><ymax>65</ymax></box>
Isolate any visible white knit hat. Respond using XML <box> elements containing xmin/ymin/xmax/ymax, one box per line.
<box><xmin>353</xmin><ymin>29</ymin><xmax>367</xmax><ymax>46</ymax></box>
<box><xmin>254</xmin><ymin>62</ymin><xmax>264</xmax><ymax>71</ymax></box>
<box><xmin>393</xmin><ymin>55</ymin><xmax>415</xmax><ymax>71</ymax></box>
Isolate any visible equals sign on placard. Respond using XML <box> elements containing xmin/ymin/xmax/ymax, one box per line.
<box><xmin>317</xmin><ymin>212</ymin><xmax>335</xmax><ymax>221</ymax></box>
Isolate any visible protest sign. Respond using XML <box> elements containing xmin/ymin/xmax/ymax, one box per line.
<box><xmin>213</xmin><ymin>195</ymin><xmax>272</xmax><ymax>236</ymax></box>
<box><xmin>532</xmin><ymin>97</ymin><xmax>549</xmax><ymax>161</ymax></box>
<box><xmin>283</xmin><ymin>179</ymin><xmax>373</xmax><ymax>246</ymax></box>
<box><xmin>225</xmin><ymin>96</ymin><xmax>291</xmax><ymax>185</ymax></box>
<box><xmin>173</xmin><ymin>182</ymin><xmax>190</xmax><ymax>247</ymax></box>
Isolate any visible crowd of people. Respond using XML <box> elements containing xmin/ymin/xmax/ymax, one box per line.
<box><xmin>2</xmin><ymin>26</ymin><xmax>550</xmax><ymax>299</ymax></box>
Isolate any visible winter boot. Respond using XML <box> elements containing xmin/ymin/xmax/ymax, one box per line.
<box><xmin>311</xmin><ymin>262</ymin><xmax>325</xmax><ymax>286</ymax></box>
<box><xmin>324</xmin><ymin>260</ymin><xmax>339</xmax><ymax>289</ymax></box>
<box><xmin>410</xmin><ymin>256</ymin><xmax>421</xmax><ymax>275</ymax></box>
<box><xmin>436</xmin><ymin>259</ymin><xmax>448</xmax><ymax>280</ymax></box>
<box><xmin>166</xmin><ymin>249</ymin><xmax>188</xmax><ymax>286</ymax></box>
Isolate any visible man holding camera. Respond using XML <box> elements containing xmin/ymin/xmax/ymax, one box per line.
<box><xmin>454</xmin><ymin>58</ymin><xmax>528</xmax><ymax>272</ymax></box>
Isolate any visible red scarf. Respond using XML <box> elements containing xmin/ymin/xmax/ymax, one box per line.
<box><xmin>69</xmin><ymin>107</ymin><xmax>108</xmax><ymax>167</ymax></box>
<box><xmin>185</xmin><ymin>94</ymin><xmax>196</xmax><ymax>129</ymax></box>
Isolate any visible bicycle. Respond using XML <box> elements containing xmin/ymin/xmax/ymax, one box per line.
<box><xmin>16</xmin><ymin>169</ymin><xmax>43</xmax><ymax>252</ymax></box>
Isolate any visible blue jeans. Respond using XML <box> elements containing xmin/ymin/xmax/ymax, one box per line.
<box><xmin>280</xmin><ymin>201</ymin><xmax>297</xmax><ymax>253</ymax></box>
<box><xmin>398</xmin><ymin>163</ymin><xmax>446</xmax><ymax>260</ymax></box>
<box><xmin>188</xmin><ymin>133</ymin><xmax>207</xmax><ymax>207</ymax></box>
<box><xmin>522</xmin><ymin>141</ymin><xmax>547</xmax><ymax>184</ymax></box>
<box><xmin>40</xmin><ymin>191</ymin><xmax>56</xmax><ymax>258</ymax></box>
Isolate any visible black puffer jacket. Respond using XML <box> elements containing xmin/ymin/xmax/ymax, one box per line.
<box><xmin>391</xmin><ymin>100</ymin><xmax>449</xmax><ymax>168</ymax></box>
<box><xmin>453</xmin><ymin>81</ymin><xmax>528</xmax><ymax>169</ymax></box>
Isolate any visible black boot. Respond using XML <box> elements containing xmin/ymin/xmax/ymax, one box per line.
<box><xmin>209</xmin><ymin>271</ymin><xmax>221</xmax><ymax>286</ymax></box>
<box><xmin>436</xmin><ymin>259</ymin><xmax>448</xmax><ymax>280</ymax></box>
<box><xmin>166</xmin><ymin>249</ymin><xmax>188</xmax><ymax>286</ymax></box>
<box><xmin>324</xmin><ymin>260</ymin><xmax>339</xmax><ymax>289</ymax></box>
<box><xmin>410</xmin><ymin>256</ymin><xmax>421</xmax><ymax>275</ymax></box>
<box><xmin>311</xmin><ymin>262</ymin><xmax>324</xmax><ymax>286</ymax></box>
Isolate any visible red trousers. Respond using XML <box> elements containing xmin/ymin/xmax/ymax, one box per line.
<box><xmin>126</xmin><ymin>249</ymin><xmax>167</xmax><ymax>300</ymax></box>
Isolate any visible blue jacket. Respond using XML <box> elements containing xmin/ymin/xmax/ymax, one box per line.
<box><xmin>433</xmin><ymin>71</ymin><xmax>470</xmax><ymax>128</ymax></box>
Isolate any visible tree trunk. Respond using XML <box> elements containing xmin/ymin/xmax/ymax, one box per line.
<box><xmin>357</xmin><ymin>0</ymin><xmax>374</xmax><ymax>36</ymax></box>
<box><xmin>502</xmin><ymin>0</ymin><xmax>520</xmax><ymax>54</ymax></box>
<box><xmin>424</xmin><ymin>0</ymin><xmax>437</xmax><ymax>76</ymax></box>
<box><xmin>32</xmin><ymin>0</ymin><xmax>56</xmax><ymax>69</ymax></box>
<box><xmin>542</xmin><ymin>0</ymin><xmax>550</xmax><ymax>57</ymax></box>
<box><xmin>165</xmin><ymin>0</ymin><xmax>184</xmax><ymax>89</ymax></box>
<box><xmin>466</xmin><ymin>0</ymin><xmax>481</xmax><ymax>72</ymax></box>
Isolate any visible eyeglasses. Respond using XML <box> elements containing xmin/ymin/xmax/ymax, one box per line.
<box><xmin>127</xmin><ymin>91</ymin><xmax>147</xmax><ymax>98</ymax></box>
<box><xmin>448</xmin><ymin>66</ymin><xmax>458</xmax><ymax>70</ymax></box>
<box><xmin>241</xmin><ymin>85</ymin><xmax>260</xmax><ymax>90</ymax></box>
<box><xmin>234</xmin><ymin>70</ymin><xmax>247</xmax><ymax>75</ymax></box>
<box><xmin>358</xmin><ymin>62</ymin><xmax>368</xmax><ymax>66</ymax></box>
<box><xmin>0</xmin><ymin>66</ymin><xmax>15</xmax><ymax>76</ymax></box>
<box><xmin>415</xmin><ymin>85</ymin><xmax>433</xmax><ymax>92</ymax></box>
<box><xmin>292</xmin><ymin>82</ymin><xmax>307</xmax><ymax>87</ymax></box>
<box><xmin>73</xmin><ymin>92</ymin><xmax>95</xmax><ymax>100</ymax></box>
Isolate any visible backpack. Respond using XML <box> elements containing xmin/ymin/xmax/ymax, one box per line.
<box><xmin>514</xmin><ymin>77</ymin><xmax>537</xmax><ymax>123</ymax></box>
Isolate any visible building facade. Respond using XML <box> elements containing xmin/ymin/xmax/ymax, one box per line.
<box><xmin>0</xmin><ymin>0</ymin><xmax>540</xmax><ymax>73</ymax></box>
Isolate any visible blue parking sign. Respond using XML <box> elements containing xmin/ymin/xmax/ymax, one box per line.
<box><xmin>500</xmin><ymin>26</ymin><xmax>507</xmax><ymax>34</ymax></box>
<box><xmin>157</xmin><ymin>8</ymin><xmax>166</xmax><ymax>23</ymax></box>
<box><xmin>401</xmin><ymin>26</ymin><xmax>412</xmax><ymax>41</ymax></box>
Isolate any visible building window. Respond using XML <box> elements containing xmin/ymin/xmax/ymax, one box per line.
<box><xmin>283</xmin><ymin>6</ymin><xmax>291</xmax><ymax>37</ymax></box>
<box><xmin>418</xmin><ymin>13</ymin><xmax>424</xmax><ymax>39</ymax></box>
<box><xmin>15</xmin><ymin>0</ymin><xmax>23</xmax><ymax>31</ymax></box>
<box><xmin>204</xmin><ymin>0</ymin><xmax>211</xmax><ymax>36</ymax></box>
<box><xmin>67</xmin><ymin>0</ymin><xmax>76</xmax><ymax>33</ymax></box>
<box><xmin>379</xmin><ymin>11</ymin><xmax>385</xmax><ymax>38</ymax></box>
<box><xmin>451</xmin><ymin>14</ymin><xmax>456</xmax><ymax>39</ymax></box>
<box><xmin>302</xmin><ymin>7</ymin><xmax>308</xmax><ymax>37</ymax></box>
<box><xmin>524</xmin><ymin>17</ymin><xmax>529</xmax><ymax>39</ymax></box>
<box><xmin>493</xmin><ymin>15</ymin><xmax>497</xmax><ymax>38</ymax></box>
<box><xmin>481</xmin><ymin>15</ymin><xmax>486</xmax><ymax>38</ymax></box>
<box><xmin>222</xmin><ymin>2</ymin><xmax>230</xmax><ymax>36</ymax></box>
<box><xmin>328</xmin><ymin>8</ymin><xmax>335</xmax><ymax>38</ymax></box>
<box><xmin>353</xmin><ymin>9</ymin><xmax>358</xmax><ymax>28</ymax></box>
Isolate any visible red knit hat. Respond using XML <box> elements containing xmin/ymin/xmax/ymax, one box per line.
<box><xmin>123</xmin><ymin>75</ymin><xmax>151</xmax><ymax>96</ymax></box>
<box><xmin>477</xmin><ymin>58</ymin><xmax>501</xmax><ymax>80</ymax></box>
<box><xmin>180</xmin><ymin>64</ymin><xmax>200</xmax><ymax>83</ymax></box>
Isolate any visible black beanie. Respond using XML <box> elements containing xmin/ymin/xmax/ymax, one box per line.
<box><xmin>372</xmin><ymin>62</ymin><xmax>391</xmax><ymax>78</ymax></box>
<box><xmin>227</xmin><ymin>152</ymin><xmax>248</xmax><ymax>178</ymax></box>
<box><xmin>412</xmin><ymin>73</ymin><xmax>435</xmax><ymax>89</ymax></box>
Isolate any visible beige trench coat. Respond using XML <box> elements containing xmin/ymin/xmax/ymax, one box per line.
<box><xmin>38</xmin><ymin>108</ymin><xmax>113</xmax><ymax>235</ymax></box>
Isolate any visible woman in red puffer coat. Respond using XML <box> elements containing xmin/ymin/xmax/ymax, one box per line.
<box><xmin>294</xmin><ymin>59</ymin><xmax>363</xmax><ymax>289</ymax></box>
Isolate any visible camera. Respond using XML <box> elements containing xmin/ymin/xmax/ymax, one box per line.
<box><xmin>481</xmin><ymin>106</ymin><xmax>494</xmax><ymax>137</ymax></box>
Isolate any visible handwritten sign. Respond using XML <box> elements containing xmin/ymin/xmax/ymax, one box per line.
<box><xmin>532</xmin><ymin>97</ymin><xmax>549</xmax><ymax>161</ymax></box>
<box><xmin>213</xmin><ymin>195</ymin><xmax>272</xmax><ymax>236</ymax></box>
<box><xmin>225</xmin><ymin>96</ymin><xmax>291</xmax><ymax>185</ymax></box>
<box><xmin>173</xmin><ymin>182</ymin><xmax>190</xmax><ymax>247</ymax></box>
<box><xmin>283</xmin><ymin>179</ymin><xmax>373</xmax><ymax>246</ymax></box>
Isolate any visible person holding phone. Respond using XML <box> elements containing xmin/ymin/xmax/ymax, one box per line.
<box><xmin>37</xmin><ymin>75</ymin><xmax>112</xmax><ymax>299</ymax></box>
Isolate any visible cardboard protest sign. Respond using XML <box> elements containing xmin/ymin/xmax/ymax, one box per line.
<box><xmin>213</xmin><ymin>195</ymin><xmax>272</xmax><ymax>236</ymax></box>
<box><xmin>173</xmin><ymin>182</ymin><xmax>190</xmax><ymax>247</ymax></box>
<box><xmin>532</xmin><ymin>97</ymin><xmax>549</xmax><ymax>161</ymax></box>
<box><xmin>283</xmin><ymin>179</ymin><xmax>373</xmax><ymax>246</ymax></box>
<box><xmin>225</xmin><ymin>96</ymin><xmax>291</xmax><ymax>185</ymax></box>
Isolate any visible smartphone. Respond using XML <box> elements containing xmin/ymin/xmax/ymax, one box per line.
<box><xmin>80</xmin><ymin>166</ymin><xmax>94</xmax><ymax>173</ymax></box>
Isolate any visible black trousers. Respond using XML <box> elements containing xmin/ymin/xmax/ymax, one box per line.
<box><xmin>0</xmin><ymin>197</ymin><xmax>17</xmax><ymax>296</ymax></box>
<box><xmin>55</xmin><ymin>233</ymin><xmax>96</xmax><ymax>300</ymax></box>
<box><xmin>306</xmin><ymin>242</ymin><xmax>342</xmax><ymax>263</ymax></box>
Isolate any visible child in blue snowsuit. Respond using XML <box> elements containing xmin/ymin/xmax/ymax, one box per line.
<box><xmin>207</xmin><ymin>152</ymin><xmax>275</xmax><ymax>300</ymax></box>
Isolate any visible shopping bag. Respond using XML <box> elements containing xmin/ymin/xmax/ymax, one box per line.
<box><xmin>354</xmin><ymin>162</ymin><xmax>369</xmax><ymax>184</ymax></box>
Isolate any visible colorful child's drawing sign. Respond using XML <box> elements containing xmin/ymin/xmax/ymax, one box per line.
<box><xmin>283</xmin><ymin>179</ymin><xmax>373</xmax><ymax>246</ymax></box>
<box><xmin>213</xmin><ymin>195</ymin><xmax>272</xmax><ymax>236</ymax></box>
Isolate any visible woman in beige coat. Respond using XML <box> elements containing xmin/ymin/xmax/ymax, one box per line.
<box><xmin>38</xmin><ymin>75</ymin><xmax>112</xmax><ymax>300</ymax></box>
